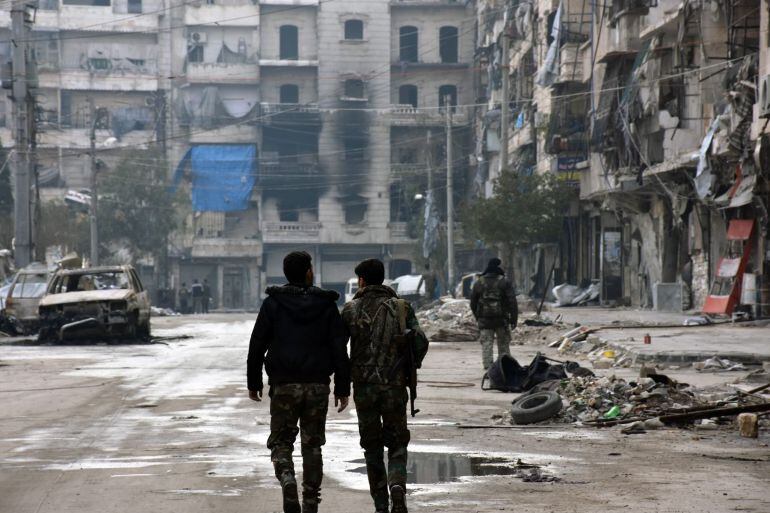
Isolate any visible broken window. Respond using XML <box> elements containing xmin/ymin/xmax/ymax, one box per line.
<box><xmin>280</xmin><ymin>84</ymin><xmax>299</xmax><ymax>104</ymax></box>
<box><xmin>398</xmin><ymin>84</ymin><xmax>418</xmax><ymax>108</ymax></box>
<box><xmin>344</xmin><ymin>78</ymin><xmax>365</xmax><ymax>99</ymax></box>
<box><xmin>343</xmin><ymin>195</ymin><xmax>367</xmax><ymax>224</ymax></box>
<box><xmin>344</xmin><ymin>137</ymin><xmax>366</xmax><ymax>160</ymax></box>
<box><xmin>439</xmin><ymin>26</ymin><xmax>458</xmax><ymax>63</ymax></box>
<box><xmin>344</xmin><ymin>19</ymin><xmax>364</xmax><ymax>40</ymax></box>
<box><xmin>280</xmin><ymin>25</ymin><xmax>299</xmax><ymax>60</ymax></box>
<box><xmin>88</xmin><ymin>57</ymin><xmax>111</xmax><ymax>71</ymax></box>
<box><xmin>127</xmin><ymin>0</ymin><xmax>141</xmax><ymax>13</ymax></box>
<box><xmin>438</xmin><ymin>84</ymin><xmax>457</xmax><ymax>112</ymax></box>
<box><xmin>37</xmin><ymin>0</ymin><xmax>58</xmax><ymax>10</ymax></box>
<box><xmin>32</xmin><ymin>34</ymin><xmax>59</xmax><ymax>70</ymax></box>
<box><xmin>188</xmin><ymin>44</ymin><xmax>204</xmax><ymax>63</ymax></box>
<box><xmin>399</xmin><ymin>26</ymin><xmax>418</xmax><ymax>63</ymax></box>
<box><xmin>62</xmin><ymin>0</ymin><xmax>109</xmax><ymax>5</ymax></box>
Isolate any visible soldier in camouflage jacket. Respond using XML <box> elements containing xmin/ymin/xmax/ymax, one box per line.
<box><xmin>341</xmin><ymin>259</ymin><xmax>428</xmax><ymax>513</ymax></box>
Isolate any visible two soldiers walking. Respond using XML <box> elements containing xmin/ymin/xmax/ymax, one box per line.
<box><xmin>247</xmin><ymin>253</ymin><xmax>428</xmax><ymax>513</ymax></box>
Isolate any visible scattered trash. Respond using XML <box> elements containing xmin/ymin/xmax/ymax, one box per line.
<box><xmin>684</xmin><ymin>316</ymin><xmax>711</xmax><ymax>326</ymax></box>
<box><xmin>620</xmin><ymin>421</ymin><xmax>647</xmax><ymax>435</ymax></box>
<box><xmin>696</xmin><ymin>419</ymin><xmax>719</xmax><ymax>430</ymax></box>
<box><xmin>694</xmin><ymin>356</ymin><xmax>747</xmax><ymax>372</ymax></box>
<box><xmin>151</xmin><ymin>306</ymin><xmax>181</xmax><ymax>317</ymax></box>
<box><xmin>603</xmin><ymin>405</ymin><xmax>621</xmax><ymax>419</ymax></box>
<box><xmin>482</xmin><ymin>353</ymin><xmax>568</xmax><ymax>393</ymax></box>
<box><xmin>552</xmin><ymin>282</ymin><xmax>600</xmax><ymax>307</ymax></box>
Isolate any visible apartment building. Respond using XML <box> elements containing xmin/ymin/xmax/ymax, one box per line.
<box><xmin>163</xmin><ymin>0</ymin><xmax>476</xmax><ymax>307</ymax></box>
<box><xmin>477</xmin><ymin>0</ymin><xmax>770</xmax><ymax>315</ymax></box>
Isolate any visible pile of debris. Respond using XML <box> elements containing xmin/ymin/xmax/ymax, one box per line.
<box><xmin>416</xmin><ymin>298</ymin><xmax>479</xmax><ymax>342</ymax></box>
<box><xmin>545</xmin><ymin>374</ymin><xmax>700</xmax><ymax>424</ymax></box>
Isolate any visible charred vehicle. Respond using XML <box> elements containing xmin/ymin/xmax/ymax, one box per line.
<box><xmin>38</xmin><ymin>266</ymin><xmax>151</xmax><ymax>342</ymax></box>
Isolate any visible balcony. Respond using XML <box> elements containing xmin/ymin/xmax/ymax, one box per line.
<box><xmin>185</xmin><ymin>61</ymin><xmax>259</xmax><ymax>85</ymax></box>
<box><xmin>259</xmin><ymin>156</ymin><xmax>322</xmax><ymax>186</ymax></box>
<box><xmin>191</xmin><ymin>238</ymin><xmax>262</xmax><ymax>259</ymax></box>
<box><xmin>260</xmin><ymin>103</ymin><xmax>322</xmax><ymax>127</ymax></box>
<box><xmin>391</xmin><ymin>163</ymin><xmax>424</xmax><ymax>177</ymax></box>
<box><xmin>39</xmin><ymin>68</ymin><xmax>159</xmax><ymax>92</ymax></box>
<box><xmin>388</xmin><ymin>222</ymin><xmax>414</xmax><ymax>242</ymax></box>
<box><xmin>260</xmin><ymin>0</ymin><xmax>319</xmax><ymax>5</ymax></box>
<box><xmin>188</xmin><ymin>124</ymin><xmax>258</xmax><ymax>144</ymax></box>
<box><xmin>389</xmin><ymin>0</ymin><xmax>468</xmax><ymax>7</ymax></box>
<box><xmin>184</xmin><ymin>3</ymin><xmax>260</xmax><ymax>27</ymax></box>
<box><xmin>262</xmin><ymin>222</ymin><xmax>322</xmax><ymax>243</ymax></box>
<box><xmin>596</xmin><ymin>10</ymin><xmax>642</xmax><ymax>63</ymax></box>
<box><xmin>259</xmin><ymin>59</ymin><xmax>319</xmax><ymax>68</ymax></box>
<box><xmin>556</xmin><ymin>43</ymin><xmax>584</xmax><ymax>84</ymax></box>
<box><xmin>38</xmin><ymin>128</ymin><xmax>155</xmax><ymax>150</ymax></box>
<box><xmin>388</xmin><ymin>105</ymin><xmax>470</xmax><ymax>126</ymax></box>
<box><xmin>32</xmin><ymin>6</ymin><xmax>159</xmax><ymax>32</ymax></box>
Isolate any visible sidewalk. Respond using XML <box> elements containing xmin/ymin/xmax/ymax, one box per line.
<box><xmin>543</xmin><ymin>307</ymin><xmax>770</xmax><ymax>365</ymax></box>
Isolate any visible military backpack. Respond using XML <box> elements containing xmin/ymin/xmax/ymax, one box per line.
<box><xmin>350</xmin><ymin>296</ymin><xmax>409</xmax><ymax>385</ymax></box>
<box><xmin>477</xmin><ymin>275</ymin><xmax>505</xmax><ymax>318</ymax></box>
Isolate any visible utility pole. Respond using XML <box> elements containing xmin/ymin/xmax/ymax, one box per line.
<box><xmin>10</xmin><ymin>0</ymin><xmax>34</xmax><ymax>267</ymax></box>
<box><xmin>89</xmin><ymin>98</ymin><xmax>99</xmax><ymax>266</ymax></box>
<box><xmin>499</xmin><ymin>28</ymin><xmax>510</xmax><ymax>174</ymax></box>
<box><xmin>445</xmin><ymin>95</ymin><xmax>455</xmax><ymax>291</ymax></box>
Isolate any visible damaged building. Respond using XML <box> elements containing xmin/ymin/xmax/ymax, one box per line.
<box><xmin>475</xmin><ymin>0</ymin><xmax>770</xmax><ymax>317</ymax></box>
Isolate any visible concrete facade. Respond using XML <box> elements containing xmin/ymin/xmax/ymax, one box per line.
<box><xmin>1</xmin><ymin>0</ymin><xmax>476</xmax><ymax>309</ymax></box>
<box><xmin>474</xmin><ymin>0</ymin><xmax>770</xmax><ymax>317</ymax></box>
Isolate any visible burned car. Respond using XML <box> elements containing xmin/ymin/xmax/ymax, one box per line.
<box><xmin>38</xmin><ymin>266</ymin><xmax>151</xmax><ymax>342</ymax></box>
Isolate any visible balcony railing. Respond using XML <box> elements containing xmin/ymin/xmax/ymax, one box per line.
<box><xmin>388</xmin><ymin>105</ymin><xmax>469</xmax><ymax>126</ymax></box>
<box><xmin>262</xmin><ymin>222</ymin><xmax>322</xmax><ymax>243</ymax></box>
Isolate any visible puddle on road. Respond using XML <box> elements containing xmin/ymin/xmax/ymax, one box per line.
<box><xmin>348</xmin><ymin>452</ymin><xmax>543</xmax><ymax>484</ymax></box>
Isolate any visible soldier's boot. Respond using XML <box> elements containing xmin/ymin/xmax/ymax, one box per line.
<box><xmin>389</xmin><ymin>485</ymin><xmax>407</xmax><ymax>513</ymax></box>
<box><xmin>279</xmin><ymin>471</ymin><xmax>301</xmax><ymax>513</ymax></box>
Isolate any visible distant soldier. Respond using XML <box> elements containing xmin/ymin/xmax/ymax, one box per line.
<box><xmin>247</xmin><ymin>251</ymin><xmax>350</xmax><ymax>513</ymax></box>
<box><xmin>202</xmin><ymin>279</ymin><xmax>211</xmax><ymax>314</ymax></box>
<box><xmin>421</xmin><ymin>263</ymin><xmax>438</xmax><ymax>300</ymax></box>
<box><xmin>191</xmin><ymin>279</ymin><xmax>203</xmax><ymax>313</ymax></box>
<box><xmin>470</xmin><ymin>258</ymin><xmax>518</xmax><ymax>370</ymax></box>
<box><xmin>342</xmin><ymin>259</ymin><xmax>429</xmax><ymax>513</ymax></box>
<box><xmin>178</xmin><ymin>282</ymin><xmax>190</xmax><ymax>314</ymax></box>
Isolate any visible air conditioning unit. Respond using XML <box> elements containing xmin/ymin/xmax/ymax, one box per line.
<box><xmin>188</xmin><ymin>31</ymin><xmax>207</xmax><ymax>44</ymax></box>
<box><xmin>760</xmin><ymin>74</ymin><xmax>770</xmax><ymax>118</ymax></box>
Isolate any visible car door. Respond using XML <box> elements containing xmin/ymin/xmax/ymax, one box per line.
<box><xmin>129</xmin><ymin>269</ymin><xmax>151</xmax><ymax>324</ymax></box>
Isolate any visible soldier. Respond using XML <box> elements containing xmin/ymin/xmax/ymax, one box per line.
<box><xmin>342</xmin><ymin>259</ymin><xmax>429</xmax><ymax>513</ymax></box>
<box><xmin>470</xmin><ymin>257</ymin><xmax>518</xmax><ymax>371</ymax></box>
<box><xmin>247</xmin><ymin>251</ymin><xmax>350</xmax><ymax>513</ymax></box>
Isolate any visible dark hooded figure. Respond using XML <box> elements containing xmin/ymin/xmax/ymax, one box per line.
<box><xmin>247</xmin><ymin>251</ymin><xmax>350</xmax><ymax>513</ymax></box>
<box><xmin>470</xmin><ymin>258</ymin><xmax>518</xmax><ymax>371</ymax></box>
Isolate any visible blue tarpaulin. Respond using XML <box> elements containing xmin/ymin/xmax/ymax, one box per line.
<box><xmin>171</xmin><ymin>144</ymin><xmax>257</xmax><ymax>212</ymax></box>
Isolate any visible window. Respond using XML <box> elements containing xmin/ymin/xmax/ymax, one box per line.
<box><xmin>280</xmin><ymin>25</ymin><xmax>299</xmax><ymax>60</ymax></box>
<box><xmin>438</xmin><ymin>84</ymin><xmax>457</xmax><ymax>112</ymax></box>
<box><xmin>398</xmin><ymin>84</ymin><xmax>418</xmax><ymax>108</ymax></box>
<box><xmin>439</xmin><ymin>26</ymin><xmax>458</xmax><ymax>63</ymax></box>
<box><xmin>188</xmin><ymin>44</ymin><xmax>204</xmax><ymax>63</ymax></box>
<box><xmin>399</xmin><ymin>26</ymin><xmax>418</xmax><ymax>63</ymax></box>
<box><xmin>344</xmin><ymin>19</ymin><xmax>364</xmax><ymax>40</ymax></box>
<box><xmin>88</xmin><ymin>57</ymin><xmax>111</xmax><ymax>71</ymax></box>
<box><xmin>38</xmin><ymin>0</ymin><xmax>58</xmax><ymax>10</ymax></box>
<box><xmin>343</xmin><ymin>196</ymin><xmax>367</xmax><ymax>224</ymax></box>
<box><xmin>344</xmin><ymin>137</ymin><xmax>366</xmax><ymax>160</ymax></box>
<box><xmin>280</xmin><ymin>84</ymin><xmax>299</xmax><ymax>104</ymax></box>
<box><xmin>127</xmin><ymin>0</ymin><xmax>141</xmax><ymax>13</ymax></box>
<box><xmin>344</xmin><ymin>79</ymin><xmax>365</xmax><ymax>99</ymax></box>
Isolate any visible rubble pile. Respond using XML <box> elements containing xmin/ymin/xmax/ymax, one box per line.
<box><xmin>556</xmin><ymin>333</ymin><xmax>637</xmax><ymax>369</ymax></box>
<box><xmin>550</xmin><ymin>375</ymin><xmax>700</xmax><ymax>423</ymax></box>
<box><xmin>416</xmin><ymin>298</ymin><xmax>479</xmax><ymax>342</ymax></box>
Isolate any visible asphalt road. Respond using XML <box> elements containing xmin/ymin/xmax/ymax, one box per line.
<box><xmin>1</xmin><ymin>313</ymin><xmax>769</xmax><ymax>513</ymax></box>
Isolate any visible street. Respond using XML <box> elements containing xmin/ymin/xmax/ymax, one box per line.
<box><xmin>1</xmin><ymin>312</ymin><xmax>768</xmax><ymax>513</ymax></box>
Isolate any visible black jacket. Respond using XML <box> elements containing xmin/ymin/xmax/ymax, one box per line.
<box><xmin>247</xmin><ymin>284</ymin><xmax>351</xmax><ymax>397</ymax></box>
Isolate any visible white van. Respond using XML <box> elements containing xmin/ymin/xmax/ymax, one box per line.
<box><xmin>344</xmin><ymin>277</ymin><xmax>359</xmax><ymax>303</ymax></box>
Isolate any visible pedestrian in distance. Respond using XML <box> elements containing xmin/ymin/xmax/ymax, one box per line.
<box><xmin>342</xmin><ymin>259</ymin><xmax>429</xmax><ymax>513</ymax></box>
<box><xmin>179</xmin><ymin>282</ymin><xmax>190</xmax><ymax>314</ymax></box>
<box><xmin>202</xmin><ymin>279</ymin><xmax>211</xmax><ymax>314</ymax></box>
<box><xmin>470</xmin><ymin>258</ymin><xmax>518</xmax><ymax>371</ymax></box>
<box><xmin>247</xmin><ymin>251</ymin><xmax>350</xmax><ymax>513</ymax></box>
<box><xmin>191</xmin><ymin>279</ymin><xmax>203</xmax><ymax>314</ymax></box>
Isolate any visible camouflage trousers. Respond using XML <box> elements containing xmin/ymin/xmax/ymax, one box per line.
<box><xmin>354</xmin><ymin>384</ymin><xmax>410</xmax><ymax>511</ymax></box>
<box><xmin>266</xmin><ymin>383</ymin><xmax>329</xmax><ymax>508</ymax></box>
<box><xmin>480</xmin><ymin>327</ymin><xmax>511</xmax><ymax>370</ymax></box>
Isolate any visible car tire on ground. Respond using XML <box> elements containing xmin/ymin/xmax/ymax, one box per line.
<box><xmin>511</xmin><ymin>391</ymin><xmax>563</xmax><ymax>424</ymax></box>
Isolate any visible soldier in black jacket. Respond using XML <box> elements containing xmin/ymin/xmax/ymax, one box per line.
<box><xmin>247</xmin><ymin>251</ymin><xmax>350</xmax><ymax>513</ymax></box>
<box><xmin>470</xmin><ymin>258</ymin><xmax>518</xmax><ymax>370</ymax></box>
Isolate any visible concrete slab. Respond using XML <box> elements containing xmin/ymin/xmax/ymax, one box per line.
<box><xmin>598</xmin><ymin>325</ymin><xmax>770</xmax><ymax>364</ymax></box>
